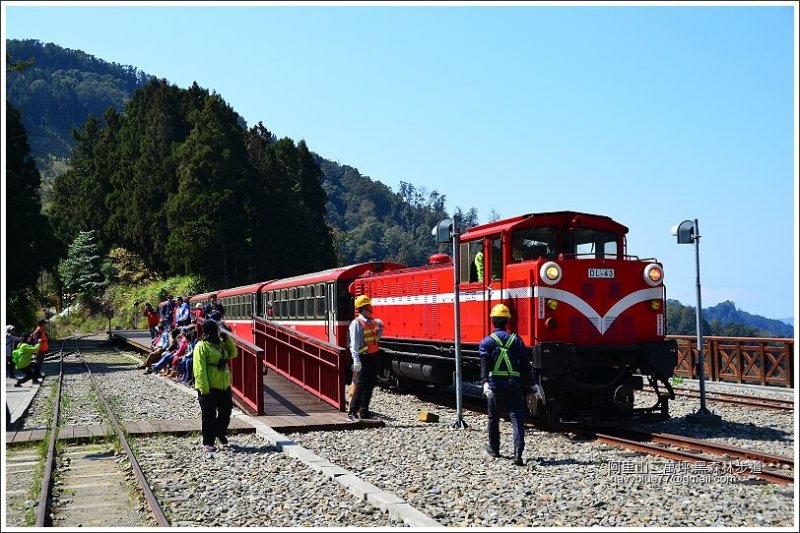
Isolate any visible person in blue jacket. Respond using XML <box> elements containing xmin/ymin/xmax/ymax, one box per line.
<box><xmin>479</xmin><ymin>304</ymin><xmax>532</xmax><ymax>466</ymax></box>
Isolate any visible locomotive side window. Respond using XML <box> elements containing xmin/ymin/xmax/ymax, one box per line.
<box><xmin>461</xmin><ymin>241</ymin><xmax>484</xmax><ymax>283</ymax></box>
<box><xmin>574</xmin><ymin>228</ymin><xmax>619</xmax><ymax>259</ymax></box>
<box><xmin>511</xmin><ymin>227</ymin><xmax>557</xmax><ymax>262</ymax></box>
<box><xmin>491</xmin><ymin>238</ymin><xmax>503</xmax><ymax>281</ymax></box>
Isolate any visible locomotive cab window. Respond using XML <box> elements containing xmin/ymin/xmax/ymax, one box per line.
<box><xmin>511</xmin><ymin>227</ymin><xmax>557</xmax><ymax>262</ymax></box>
<box><xmin>459</xmin><ymin>241</ymin><xmax>484</xmax><ymax>284</ymax></box>
<box><xmin>573</xmin><ymin>228</ymin><xmax>619</xmax><ymax>259</ymax></box>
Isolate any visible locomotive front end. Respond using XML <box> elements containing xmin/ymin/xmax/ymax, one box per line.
<box><xmin>528</xmin><ymin>253</ymin><xmax>677</xmax><ymax>427</ymax></box>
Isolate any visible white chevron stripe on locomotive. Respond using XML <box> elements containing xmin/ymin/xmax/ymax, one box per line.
<box><xmin>372</xmin><ymin>285</ymin><xmax>663</xmax><ymax>336</ymax></box>
<box><xmin>533</xmin><ymin>286</ymin><xmax>664</xmax><ymax>334</ymax></box>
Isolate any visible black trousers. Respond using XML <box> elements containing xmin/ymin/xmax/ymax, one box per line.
<box><xmin>198</xmin><ymin>388</ymin><xmax>233</xmax><ymax>446</ymax></box>
<box><xmin>487</xmin><ymin>382</ymin><xmax>526</xmax><ymax>455</ymax></box>
<box><xmin>15</xmin><ymin>364</ymin><xmax>40</xmax><ymax>385</ymax></box>
<box><xmin>349</xmin><ymin>352</ymin><xmax>379</xmax><ymax>415</ymax></box>
<box><xmin>35</xmin><ymin>350</ymin><xmax>46</xmax><ymax>377</ymax></box>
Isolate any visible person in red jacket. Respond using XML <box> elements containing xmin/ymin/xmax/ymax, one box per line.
<box><xmin>32</xmin><ymin>319</ymin><xmax>49</xmax><ymax>380</ymax></box>
<box><xmin>143</xmin><ymin>303</ymin><xmax>160</xmax><ymax>340</ymax></box>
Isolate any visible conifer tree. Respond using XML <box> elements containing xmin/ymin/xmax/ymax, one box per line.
<box><xmin>6</xmin><ymin>102</ymin><xmax>59</xmax><ymax>293</ymax></box>
<box><xmin>58</xmin><ymin>230</ymin><xmax>106</xmax><ymax>300</ymax></box>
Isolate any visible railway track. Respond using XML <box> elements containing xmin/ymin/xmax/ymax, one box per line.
<box><xmin>594</xmin><ymin>428</ymin><xmax>794</xmax><ymax>486</ymax></box>
<box><xmin>671</xmin><ymin>386</ymin><xmax>794</xmax><ymax>412</ymax></box>
<box><xmin>16</xmin><ymin>336</ymin><xmax>170</xmax><ymax>527</ymax></box>
<box><xmin>417</xmin><ymin>387</ymin><xmax>794</xmax><ymax>485</ymax></box>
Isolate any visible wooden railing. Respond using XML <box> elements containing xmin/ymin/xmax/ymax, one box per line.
<box><xmin>669</xmin><ymin>335</ymin><xmax>794</xmax><ymax>388</ymax></box>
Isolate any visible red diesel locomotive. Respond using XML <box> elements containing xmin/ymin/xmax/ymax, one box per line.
<box><xmin>191</xmin><ymin>210</ymin><xmax>678</xmax><ymax>425</ymax></box>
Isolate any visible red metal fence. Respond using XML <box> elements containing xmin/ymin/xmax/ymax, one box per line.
<box><xmin>228</xmin><ymin>332</ymin><xmax>265</xmax><ymax>415</ymax></box>
<box><xmin>669</xmin><ymin>335</ymin><xmax>794</xmax><ymax>388</ymax></box>
<box><xmin>253</xmin><ymin>317</ymin><xmax>348</xmax><ymax>411</ymax></box>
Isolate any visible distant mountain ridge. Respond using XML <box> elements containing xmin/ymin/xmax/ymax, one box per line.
<box><xmin>667</xmin><ymin>299</ymin><xmax>793</xmax><ymax>338</ymax></box>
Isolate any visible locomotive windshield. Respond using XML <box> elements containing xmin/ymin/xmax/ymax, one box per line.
<box><xmin>572</xmin><ymin>228</ymin><xmax>619</xmax><ymax>259</ymax></box>
<box><xmin>511</xmin><ymin>227</ymin><xmax>558</xmax><ymax>262</ymax></box>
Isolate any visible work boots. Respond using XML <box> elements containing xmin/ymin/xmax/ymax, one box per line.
<box><xmin>513</xmin><ymin>450</ymin><xmax>524</xmax><ymax>466</ymax></box>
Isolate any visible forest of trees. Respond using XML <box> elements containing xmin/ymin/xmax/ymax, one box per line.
<box><xmin>6</xmin><ymin>39</ymin><xmax>152</xmax><ymax>183</ymax></box>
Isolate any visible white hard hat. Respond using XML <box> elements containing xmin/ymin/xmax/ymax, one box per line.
<box><xmin>6</xmin><ymin>325</ymin><xmax>15</xmax><ymax>333</ymax></box>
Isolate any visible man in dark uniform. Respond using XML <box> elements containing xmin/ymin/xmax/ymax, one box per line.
<box><xmin>204</xmin><ymin>293</ymin><xmax>226</xmax><ymax>319</ymax></box>
<box><xmin>479</xmin><ymin>304</ymin><xmax>532</xmax><ymax>466</ymax></box>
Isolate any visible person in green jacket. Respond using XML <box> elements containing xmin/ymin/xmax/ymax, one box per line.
<box><xmin>193</xmin><ymin>319</ymin><xmax>238</xmax><ymax>452</ymax></box>
<box><xmin>12</xmin><ymin>335</ymin><xmax>42</xmax><ymax>387</ymax></box>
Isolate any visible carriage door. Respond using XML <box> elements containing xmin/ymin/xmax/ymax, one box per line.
<box><xmin>326</xmin><ymin>282</ymin><xmax>337</xmax><ymax>344</ymax></box>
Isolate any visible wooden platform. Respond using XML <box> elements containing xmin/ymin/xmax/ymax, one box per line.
<box><xmin>110</xmin><ymin>330</ymin><xmax>385</xmax><ymax>433</ymax></box>
<box><xmin>6</xmin><ymin>418</ymin><xmax>255</xmax><ymax>444</ymax></box>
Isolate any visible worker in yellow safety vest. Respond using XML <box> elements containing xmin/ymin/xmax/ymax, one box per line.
<box><xmin>347</xmin><ymin>295</ymin><xmax>383</xmax><ymax>421</ymax></box>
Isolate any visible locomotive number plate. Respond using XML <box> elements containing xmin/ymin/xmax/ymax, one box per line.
<box><xmin>588</xmin><ymin>268</ymin><xmax>615</xmax><ymax>279</ymax></box>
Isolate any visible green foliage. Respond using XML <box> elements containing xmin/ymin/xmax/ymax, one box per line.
<box><xmin>102</xmin><ymin>275</ymin><xmax>205</xmax><ymax>330</ymax></box>
<box><xmin>6</xmin><ymin>102</ymin><xmax>60</xmax><ymax>293</ymax></box>
<box><xmin>58</xmin><ymin>230</ymin><xmax>106</xmax><ymax>300</ymax></box>
<box><xmin>5</xmin><ymin>289</ymin><xmax>39</xmax><ymax>332</ymax></box>
<box><xmin>6</xmin><ymin>39</ymin><xmax>152</xmax><ymax>180</ymax></box>
<box><xmin>104</xmin><ymin>248</ymin><xmax>158</xmax><ymax>285</ymax></box>
<box><xmin>320</xmin><ymin>160</ymin><xmax>455</xmax><ymax>267</ymax></box>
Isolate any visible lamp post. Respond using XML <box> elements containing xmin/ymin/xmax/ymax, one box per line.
<box><xmin>671</xmin><ymin>219</ymin><xmax>721</xmax><ymax>425</ymax></box>
<box><xmin>434</xmin><ymin>218</ymin><xmax>467</xmax><ymax>429</ymax></box>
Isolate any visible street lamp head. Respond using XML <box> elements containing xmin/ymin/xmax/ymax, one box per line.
<box><xmin>673</xmin><ymin>219</ymin><xmax>696</xmax><ymax>245</ymax></box>
<box><xmin>434</xmin><ymin>218</ymin><xmax>455</xmax><ymax>243</ymax></box>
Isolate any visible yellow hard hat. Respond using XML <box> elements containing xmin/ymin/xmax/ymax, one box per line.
<box><xmin>490</xmin><ymin>304</ymin><xmax>511</xmax><ymax>318</ymax></box>
<box><xmin>354</xmin><ymin>295</ymin><xmax>373</xmax><ymax>309</ymax></box>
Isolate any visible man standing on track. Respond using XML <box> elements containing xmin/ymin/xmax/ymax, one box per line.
<box><xmin>479</xmin><ymin>304</ymin><xmax>532</xmax><ymax>466</ymax></box>
<box><xmin>347</xmin><ymin>295</ymin><xmax>383</xmax><ymax>421</ymax></box>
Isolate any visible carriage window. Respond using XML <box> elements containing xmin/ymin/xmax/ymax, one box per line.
<box><xmin>511</xmin><ymin>227</ymin><xmax>558</xmax><ymax>262</ymax></box>
<box><xmin>574</xmin><ymin>229</ymin><xmax>619</xmax><ymax>259</ymax></box>
<box><xmin>305</xmin><ymin>285</ymin><xmax>315</xmax><ymax>318</ymax></box>
<box><xmin>315</xmin><ymin>283</ymin><xmax>326</xmax><ymax>318</ymax></box>
<box><xmin>491</xmin><ymin>238</ymin><xmax>503</xmax><ymax>281</ymax></box>
<box><xmin>280</xmin><ymin>289</ymin><xmax>288</xmax><ymax>318</ymax></box>
<box><xmin>288</xmin><ymin>288</ymin><xmax>297</xmax><ymax>318</ymax></box>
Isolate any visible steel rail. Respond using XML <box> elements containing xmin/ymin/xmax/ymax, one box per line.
<box><xmin>35</xmin><ymin>337</ymin><xmax>69</xmax><ymax>527</ymax></box>
<box><xmin>76</xmin><ymin>338</ymin><xmax>171</xmax><ymax>526</ymax></box>
<box><xmin>672</xmin><ymin>387</ymin><xmax>794</xmax><ymax>411</ymax></box>
<box><xmin>595</xmin><ymin>432</ymin><xmax>794</xmax><ymax>486</ymax></box>
<box><xmin>675</xmin><ymin>392</ymin><xmax>794</xmax><ymax>411</ymax></box>
<box><xmin>609</xmin><ymin>428</ymin><xmax>794</xmax><ymax>467</ymax></box>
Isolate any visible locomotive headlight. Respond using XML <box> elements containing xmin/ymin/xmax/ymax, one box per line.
<box><xmin>540</xmin><ymin>261</ymin><xmax>562</xmax><ymax>285</ymax></box>
<box><xmin>650</xmin><ymin>300</ymin><xmax>662</xmax><ymax>311</ymax></box>
<box><xmin>547</xmin><ymin>299</ymin><xmax>558</xmax><ymax>310</ymax></box>
<box><xmin>643</xmin><ymin>264</ymin><xmax>663</xmax><ymax>286</ymax></box>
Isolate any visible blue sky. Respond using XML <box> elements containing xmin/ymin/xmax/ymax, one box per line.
<box><xmin>3</xmin><ymin>2</ymin><xmax>797</xmax><ymax>321</ymax></box>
